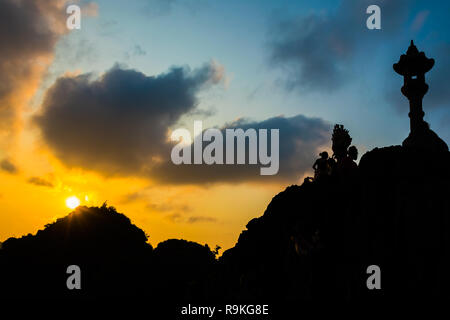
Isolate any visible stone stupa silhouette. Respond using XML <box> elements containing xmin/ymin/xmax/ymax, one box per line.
<box><xmin>394</xmin><ymin>40</ymin><xmax>448</xmax><ymax>151</ymax></box>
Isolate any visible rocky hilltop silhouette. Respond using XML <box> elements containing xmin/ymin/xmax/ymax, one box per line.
<box><xmin>216</xmin><ymin>144</ymin><xmax>450</xmax><ymax>300</ymax></box>
<box><xmin>216</xmin><ymin>41</ymin><xmax>450</xmax><ymax>301</ymax></box>
<box><xmin>0</xmin><ymin>42</ymin><xmax>449</xmax><ymax>301</ymax></box>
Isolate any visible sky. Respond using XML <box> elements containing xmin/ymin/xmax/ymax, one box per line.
<box><xmin>1</xmin><ymin>0</ymin><xmax>449</xmax><ymax>252</ymax></box>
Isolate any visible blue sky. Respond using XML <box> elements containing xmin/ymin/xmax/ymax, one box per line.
<box><xmin>47</xmin><ymin>0</ymin><xmax>450</xmax><ymax>154</ymax></box>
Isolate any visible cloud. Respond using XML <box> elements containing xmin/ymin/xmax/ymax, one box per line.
<box><xmin>150</xmin><ymin>114</ymin><xmax>331</xmax><ymax>184</ymax></box>
<box><xmin>167</xmin><ymin>212</ymin><xmax>183</xmax><ymax>223</ymax></box>
<box><xmin>186</xmin><ymin>107</ymin><xmax>217</xmax><ymax>118</ymax></box>
<box><xmin>166</xmin><ymin>213</ymin><xmax>216</xmax><ymax>224</ymax></box>
<box><xmin>425</xmin><ymin>43</ymin><xmax>450</xmax><ymax>110</ymax></box>
<box><xmin>81</xmin><ymin>1</ymin><xmax>99</xmax><ymax>17</ymax></box>
<box><xmin>133</xmin><ymin>45</ymin><xmax>147</xmax><ymax>56</ymax></box>
<box><xmin>35</xmin><ymin>62</ymin><xmax>226</xmax><ymax>175</ymax></box>
<box><xmin>147</xmin><ymin>202</ymin><xmax>191</xmax><ymax>213</ymax></box>
<box><xmin>268</xmin><ymin>0</ymin><xmax>415</xmax><ymax>92</ymax></box>
<box><xmin>411</xmin><ymin>10</ymin><xmax>430</xmax><ymax>31</ymax></box>
<box><xmin>0</xmin><ymin>0</ymin><xmax>68</xmax><ymax>135</ymax></box>
<box><xmin>120</xmin><ymin>191</ymin><xmax>145</xmax><ymax>204</ymax></box>
<box><xmin>187</xmin><ymin>216</ymin><xmax>217</xmax><ymax>224</ymax></box>
<box><xmin>124</xmin><ymin>45</ymin><xmax>147</xmax><ymax>60</ymax></box>
<box><xmin>36</xmin><ymin>60</ymin><xmax>330</xmax><ymax>185</ymax></box>
<box><xmin>0</xmin><ymin>158</ymin><xmax>18</xmax><ymax>174</ymax></box>
<box><xmin>27</xmin><ymin>177</ymin><xmax>54</xmax><ymax>188</ymax></box>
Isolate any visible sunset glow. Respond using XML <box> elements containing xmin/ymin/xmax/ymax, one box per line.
<box><xmin>0</xmin><ymin>0</ymin><xmax>449</xmax><ymax>260</ymax></box>
<box><xmin>66</xmin><ymin>196</ymin><xmax>80</xmax><ymax>210</ymax></box>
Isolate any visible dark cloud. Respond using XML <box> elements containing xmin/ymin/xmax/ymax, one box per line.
<box><xmin>150</xmin><ymin>114</ymin><xmax>331</xmax><ymax>184</ymax></box>
<box><xmin>187</xmin><ymin>107</ymin><xmax>217</xmax><ymax>118</ymax></box>
<box><xmin>35</xmin><ymin>62</ymin><xmax>225</xmax><ymax>175</ymax></box>
<box><xmin>121</xmin><ymin>191</ymin><xmax>191</xmax><ymax>214</ymax></box>
<box><xmin>167</xmin><ymin>212</ymin><xmax>183</xmax><ymax>223</ymax></box>
<box><xmin>27</xmin><ymin>177</ymin><xmax>54</xmax><ymax>188</ymax></box>
<box><xmin>424</xmin><ymin>43</ymin><xmax>450</xmax><ymax>110</ymax></box>
<box><xmin>149</xmin><ymin>203</ymin><xmax>191</xmax><ymax>213</ymax></box>
<box><xmin>268</xmin><ymin>0</ymin><xmax>415</xmax><ymax>92</ymax></box>
<box><xmin>0</xmin><ymin>0</ymin><xmax>66</xmax><ymax>132</ymax></box>
<box><xmin>187</xmin><ymin>216</ymin><xmax>217</xmax><ymax>224</ymax></box>
<box><xmin>166</xmin><ymin>213</ymin><xmax>216</xmax><ymax>224</ymax></box>
<box><xmin>36</xmin><ymin>59</ymin><xmax>329</xmax><ymax>185</ymax></box>
<box><xmin>120</xmin><ymin>192</ymin><xmax>145</xmax><ymax>204</ymax></box>
<box><xmin>0</xmin><ymin>158</ymin><xmax>18</xmax><ymax>174</ymax></box>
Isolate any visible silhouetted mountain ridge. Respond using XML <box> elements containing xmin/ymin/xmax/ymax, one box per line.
<box><xmin>2</xmin><ymin>204</ymin><xmax>151</xmax><ymax>255</ymax></box>
<box><xmin>216</xmin><ymin>143</ymin><xmax>450</xmax><ymax>300</ymax></box>
<box><xmin>0</xmin><ymin>204</ymin><xmax>216</xmax><ymax>300</ymax></box>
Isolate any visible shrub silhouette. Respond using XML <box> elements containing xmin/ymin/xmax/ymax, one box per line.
<box><xmin>153</xmin><ymin>239</ymin><xmax>216</xmax><ymax>301</ymax></box>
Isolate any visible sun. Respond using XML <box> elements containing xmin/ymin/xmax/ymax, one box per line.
<box><xmin>66</xmin><ymin>196</ymin><xmax>80</xmax><ymax>209</ymax></box>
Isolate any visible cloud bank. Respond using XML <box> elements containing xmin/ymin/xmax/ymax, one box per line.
<box><xmin>151</xmin><ymin>115</ymin><xmax>331</xmax><ymax>184</ymax></box>
<box><xmin>268</xmin><ymin>0</ymin><xmax>416</xmax><ymax>92</ymax></box>
<box><xmin>35</xmin><ymin>62</ymin><xmax>226</xmax><ymax>175</ymax></box>
<box><xmin>0</xmin><ymin>0</ymin><xmax>68</xmax><ymax>134</ymax></box>
<box><xmin>36</xmin><ymin>60</ymin><xmax>330</xmax><ymax>184</ymax></box>
<box><xmin>27</xmin><ymin>177</ymin><xmax>54</xmax><ymax>188</ymax></box>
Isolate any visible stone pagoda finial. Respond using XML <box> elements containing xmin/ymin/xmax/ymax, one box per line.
<box><xmin>393</xmin><ymin>41</ymin><xmax>448</xmax><ymax>151</ymax></box>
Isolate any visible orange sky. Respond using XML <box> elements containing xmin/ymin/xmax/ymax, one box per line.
<box><xmin>0</xmin><ymin>0</ymin><xmax>321</xmax><ymax>253</ymax></box>
<box><xmin>0</xmin><ymin>134</ymin><xmax>293</xmax><ymax>251</ymax></box>
<box><xmin>1</xmin><ymin>119</ymin><xmax>296</xmax><ymax>251</ymax></box>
